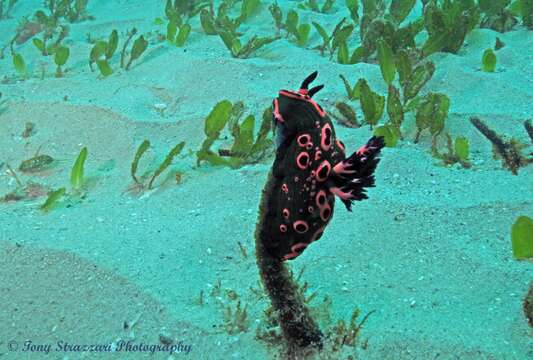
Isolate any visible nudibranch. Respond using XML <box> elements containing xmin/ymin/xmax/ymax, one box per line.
<box><xmin>267</xmin><ymin>71</ymin><xmax>385</xmax><ymax>261</ymax></box>
<box><xmin>254</xmin><ymin>72</ymin><xmax>385</xmax><ymax>350</ymax></box>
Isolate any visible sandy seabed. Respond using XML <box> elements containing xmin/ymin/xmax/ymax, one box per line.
<box><xmin>0</xmin><ymin>1</ymin><xmax>532</xmax><ymax>359</ymax></box>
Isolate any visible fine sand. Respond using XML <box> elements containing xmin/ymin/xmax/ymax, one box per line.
<box><xmin>1</xmin><ymin>1</ymin><xmax>532</xmax><ymax>359</ymax></box>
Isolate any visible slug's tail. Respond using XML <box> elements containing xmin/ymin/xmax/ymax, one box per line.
<box><xmin>329</xmin><ymin>136</ymin><xmax>385</xmax><ymax>211</ymax></box>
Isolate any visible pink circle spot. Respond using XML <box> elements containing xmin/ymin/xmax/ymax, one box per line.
<box><xmin>296</xmin><ymin>152</ymin><xmax>310</xmax><ymax>170</ymax></box>
<box><xmin>315</xmin><ymin>190</ymin><xmax>327</xmax><ymax>207</ymax></box>
<box><xmin>316</xmin><ymin>161</ymin><xmax>331</xmax><ymax>182</ymax></box>
<box><xmin>283</xmin><ymin>208</ymin><xmax>290</xmax><ymax>218</ymax></box>
<box><xmin>321</xmin><ymin>123</ymin><xmax>332</xmax><ymax>151</ymax></box>
<box><xmin>282</xmin><ymin>183</ymin><xmax>289</xmax><ymax>193</ymax></box>
<box><xmin>280</xmin><ymin>224</ymin><xmax>287</xmax><ymax>232</ymax></box>
<box><xmin>297</xmin><ymin>134</ymin><xmax>311</xmax><ymax>147</ymax></box>
<box><xmin>320</xmin><ymin>206</ymin><xmax>332</xmax><ymax>221</ymax></box>
<box><xmin>291</xmin><ymin>242</ymin><xmax>308</xmax><ymax>252</ymax></box>
<box><xmin>293</xmin><ymin>220</ymin><xmax>309</xmax><ymax>234</ymax></box>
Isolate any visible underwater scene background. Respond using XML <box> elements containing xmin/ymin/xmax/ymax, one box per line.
<box><xmin>0</xmin><ymin>0</ymin><xmax>532</xmax><ymax>359</ymax></box>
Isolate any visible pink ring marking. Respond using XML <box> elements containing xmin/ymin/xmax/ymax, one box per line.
<box><xmin>320</xmin><ymin>123</ymin><xmax>332</xmax><ymax>151</ymax></box>
<box><xmin>297</xmin><ymin>134</ymin><xmax>311</xmax><ymax>147</ymax></box>
<box><xmin>282</xmin><ymin>208</ymin><xmax>290</xmax><ymax>218</ymax></box>
<box><xmin>282</xmin><ymin>242</ymin><xmax>309</xmax><ymax>261</ymax></box>
<box><xmin>320</xmin><ymin>205</ymin><xmax>332</xmax><ymax>221</ymax></box>
<box><xmin>296</xmin><ymin>152</ymin><xmax>310</xmax><ymax>170</ymax></box>
<box><xmin>293</xmin><ymin>220</ymin><xmax>309</xmax><ymax>234</ymax></box>
<box><xmin>280</xmin><ymin>224</ymin><xmax>287</xmax><ymax>232</ymax></box>
<box><xmin>315</xmin><ymin>190</ymin><xmax>327</xmax><ymax>207</ymax></box>
<box><xmin>291</xmin><ymin>242</ymin><xmax>308</xmax><ymax>252</ymax></box>
<box><xmin>315</xmin><ymin>160</ymin><xmax>331</xmax><ymax>182</ymax></box>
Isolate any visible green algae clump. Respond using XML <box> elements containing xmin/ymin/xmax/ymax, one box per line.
<box><xmin>482</xmin><ymin>48</ymin><xmax>497</xmax><ymax>72</ymax></box>
<box><xmin>512</xmin><ymin>216</ymin><xmax>533</xmax><ymax>260</ymax></box>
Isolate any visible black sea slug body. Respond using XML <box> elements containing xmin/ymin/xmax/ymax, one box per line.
<box><xmin>267</xmin><ymin>71</ymin><xmax>385</xmax><ymax>261</ymax></box>
<box><xmin>255</xmin><ymin>72</ymin><xmax>385</xmax><ymax>351</ymax></box>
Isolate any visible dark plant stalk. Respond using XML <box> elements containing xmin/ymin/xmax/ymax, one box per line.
<box><xmin>53</xmin><ymin>25</ymin><xmax>69</xmax><ymax>49</ymax></box>
<box><xmin>524</xmin><ymin>120</ymin><xmax>533</xmax><ymax>144</ymax></box>
<box><xmin>414</xmin><ymin>129</ymin><xmax>422</xmax><ymax>143</ymax></box>
<box><xmin>470</xmin><ymin>116</ymin><xmax>524</xmax><ymax>175</ymax></box>
<box><xmin>255</xmin><ymin>170</ymin><xmax>323</xmax><ymax>352</ymax></box>
<box><xmin>524</xmin><ymin>282</ymin><xmax>533</xmax><ymax>328</ymax></box>
<box><xmin>470</xmin><ymin>117</ymin><xmax>506</xmax><ymax>152</ymax></box>
<box><xmin>120</xmin><ymin>28</ymin><xmax>137</xmax><ymax>69</ymax></box>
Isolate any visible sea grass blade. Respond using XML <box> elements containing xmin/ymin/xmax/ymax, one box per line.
<box><xmin>70</xmin><ymin>147</ymin><xmax>87</xmax><ymax>190</ymax></box>
<box><xmin>148</xmin><ymin>141</ymin><xmax>185</xmax><ymax>189</ymax></box>
<box><xmin>131</xmin><ymin>140</ymin><xmax>150</xmax><ymax>184</ymax></box>
<box><xmin>41</xmin><ymin>187</ymin><xmax>66</xmax><ymax>212</ymax></box>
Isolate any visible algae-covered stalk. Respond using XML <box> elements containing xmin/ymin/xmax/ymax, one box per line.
<box><xmin>469</xmin><ymin>117</ymin><xmax>533</xmax><ymax>174</ymax></box>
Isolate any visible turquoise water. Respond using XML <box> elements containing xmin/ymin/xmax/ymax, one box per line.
<box><xmin>0</xmin><ymin>0</ymin><xmax>532</xmax><ymax>359</ymax></box>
